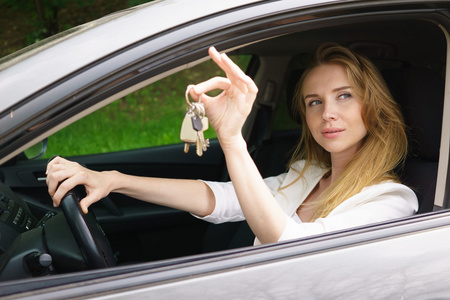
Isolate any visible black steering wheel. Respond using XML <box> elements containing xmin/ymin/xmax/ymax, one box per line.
<box><xmin>60</xmin><ymin>187</ymin><xmax>116</xmax><ymax>269</ymax></box>
<box><xmin>48</xmin><ymin>156</ymin><xmax>116</xmax><ymax>269</ymax></box>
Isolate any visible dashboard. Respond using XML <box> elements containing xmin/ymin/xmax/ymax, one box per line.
<box><xmin>0</xmin><ymin>180</ymin><xmax>84</xmax><ymax>280</ymax></box>
<box><xmin>0</xmin><ymin>182</ymin><xmax>38</xmax><ymax>254</ymax></box>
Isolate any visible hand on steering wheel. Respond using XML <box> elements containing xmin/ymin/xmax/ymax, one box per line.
<box><xmin>46</xmin><ymin>156</ymin><xmax>109</xmax><ymax>213</ymax></box>
<box><xmin>47</xmin><ymin>156</ymin><xmax>116</xmax><ymax>269</ymax></box>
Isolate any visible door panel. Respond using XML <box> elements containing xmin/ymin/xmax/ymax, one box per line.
<box><xmin>0</xmin><ymin>139</ymin><xmax>226</xmax><ymax>262</ymax></box>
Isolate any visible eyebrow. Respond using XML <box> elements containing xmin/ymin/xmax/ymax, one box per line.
<box><xmin>303</xmin><ymin>86</ymin><xmax>352</xmax><ymax>100</ymax></box>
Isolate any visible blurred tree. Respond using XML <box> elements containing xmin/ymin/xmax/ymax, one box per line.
<box><xmin>34</xmin><ymin>0</ymin><xmax>90</xmax><ymax>38</ymax></box>
<box><xmin>2</xmin><ymin>0</ymin><xmax>92</xmax><ymax>44</ymax></box>
<box><xmin>0</xmin><ymin>0</ymin><xmax>154</xmax><ymax>57</ymax></box>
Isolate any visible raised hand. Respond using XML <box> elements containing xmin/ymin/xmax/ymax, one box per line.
<box><xmin>189</xmin><ymin>47</ymin><xmax>258</xmax><ymax>151</ymax></box>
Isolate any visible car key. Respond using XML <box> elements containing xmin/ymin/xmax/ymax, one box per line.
<box><xmin>192</xmin><ymin>114</ymin><xmax>209</xmax><ymax>156</ymax></box>
<box><xmin>183</xmin><ymin>89</ymin><xmax>210</xmax><ymax>156</ymax></box>
<box><xmin>197</xmin><ymin>117</ymin><xmax>210</xmax><ymax>152</ymax></box>
<box><xmin>190</xmin><ymin>103</ymin><xmax>209</xmax><ymax>156</ymax></box>
<box><xmin>180</xmin><ymin>110</ymin><xmax>197</xmax><ymax>153</ymax></box>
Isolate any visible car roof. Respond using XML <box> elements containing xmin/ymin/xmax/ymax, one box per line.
<box><xmin>0</xmin><ymin>0</ymin><xmax>341</xmax><ymax>114</ymax></box>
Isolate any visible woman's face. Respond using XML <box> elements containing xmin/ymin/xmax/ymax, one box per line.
<box><xmin>303</xmin><ymin>63</ymin><xmax>367</xmax><ymax>161</ymax></box>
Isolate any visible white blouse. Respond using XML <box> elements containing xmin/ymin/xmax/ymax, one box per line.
<box><xmin>194</xmin><ymin>160</ymin><xmax>418</xmax><ymax>244</ymax></box>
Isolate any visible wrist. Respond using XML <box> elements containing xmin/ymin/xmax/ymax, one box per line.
<box><xmin>219</xmin><ymin>134</ymin><xmax>247</xmax><ymax>154</ymax></box>
<box><xmin>103</xmin><ymin>170</ymin><xmax>122</xmax><ymax>194</ymax></box>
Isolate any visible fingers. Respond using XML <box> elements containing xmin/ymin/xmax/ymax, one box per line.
<box><xmin>79</xmin><ymin>202</ymin><xmax>89</xmax><ymax>215</ymax></box>
<box><xmin>80</xmin><ymin>194</ymin><xmax>98</xmax><ymax>214</ymax></box>
<box><xmin>46</xmin><ymin>157</ymin><xmax>107</xmax><ymax>214</ymax></box>
<box><xmin>208</xmin><ymin>47</ymin><xmax>258</xmax><ymax>95</ymax></box>
<box><xmin>46</xmin><ymin>157</ymin><xmax>71</xmax><ymax>198</ymax></box>
<box><xmin>51</xmin><ymin>173</ymin><xmax>84</xmax><ymax>207</ymax></box>
<box><xmin>208</xmin><ymin>47</ymin><xmax>241</xmax><ymax>84</ymax></box>
<box><xmin>187</xmin><ymin>46</ymin><xmax>257</xmax><ymax>102</ymax></box>
<box><xmin>189</xmin><ymin>76</ymin><xmax>231</xmax><ymax>102</ymax></box>
<box><xmin>46</xmin><ymin>157</ymin><xmax>87</xmax><ymax>207</ymax></box>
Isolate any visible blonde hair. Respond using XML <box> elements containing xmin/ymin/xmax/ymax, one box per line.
<box><xmin>288</xmin><ymin>42</ymin><xmax>407</xmax><ymax>221</ymax></box>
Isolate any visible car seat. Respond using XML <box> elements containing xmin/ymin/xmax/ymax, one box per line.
<box><xmin>383</xmin><ymin>67</ymin><xmax>444</xmax><ymax>213</ymax></box>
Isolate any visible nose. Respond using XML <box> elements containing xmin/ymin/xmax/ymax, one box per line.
<box><xmin>322</xmin><ymin>101</ymin><xmax>338</xmax><ymax>122</ymax></box>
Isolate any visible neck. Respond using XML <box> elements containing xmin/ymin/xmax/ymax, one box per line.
<box><xmin>329</xmin><ymin>153</ymin><xmax>353</xmax><ymax>184</ymax></box>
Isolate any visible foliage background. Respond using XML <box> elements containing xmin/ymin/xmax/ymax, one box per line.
<box><xmin>1</xmin><ymin>1</ymin><xmax>294</xmax><ymax>159</ymax></box>
<box><xmin>0</xmin><ymin>0</ymin><xmax>153</xmax><ymax>58</ymax></box>
<box><xmin>44</xmin><ymin>55</ymin><xmax>251</xmax><ymax>157</ymax></box>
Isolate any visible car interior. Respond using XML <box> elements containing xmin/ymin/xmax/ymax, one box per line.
<box><xmin>0</xmin><ymin>14</ymin><xmax>447</xmax><ymax>281</ymax></box>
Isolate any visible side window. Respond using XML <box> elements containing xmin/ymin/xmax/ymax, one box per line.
<box><xmin>43</xmin><ymin>55</ymin><xmax>252</xmax><ymax>158</ymax></box>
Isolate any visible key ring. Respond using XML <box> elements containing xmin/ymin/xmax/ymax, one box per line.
<box><xmin>185</xmin><ymin>85</ymin><xmax>203</xmax><ymax>106</ymax></box>
<box><xmin>185</xmin><ymin>85</ymin><xmax>205</xmax><ymax>117</ymax></box>
<box><xmin>185</xmin><ymin>85</ymin><xmax>195</xmax><ymax>107</ymax></box>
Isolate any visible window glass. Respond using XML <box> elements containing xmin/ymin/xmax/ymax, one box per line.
<box><xmin>43</xmin><ymin>55</ymin><xmax>252</xmax><ymax>158</ymax></box>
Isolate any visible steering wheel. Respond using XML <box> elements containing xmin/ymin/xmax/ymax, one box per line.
<box><xmin>60</xmin><ymin>187</ymin><xmax>116</xmax><ymax>269</ymax></box>
<box><xmin>47</xmin><ymin>155</ymin><xmax>115</xmax><ymax>269</ymax></box>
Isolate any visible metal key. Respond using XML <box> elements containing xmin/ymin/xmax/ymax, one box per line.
<box><xmin>182</xmin><ymin>88</ymin><xmax>210</xmax><ymax>156</ymax></box>
<box><xmin>198</xmin><ymin>117</ymin><xmax>210</xmax><ymax>151</ymax></box>
<box><xmin>180</xmin><ymin>110</ymin><xmax>197</xmax><ymax>153</ymax></box>
<box><xmin>192</xmin><ymin>114</ymin><xmax>210</xmax><ymax>156</ymax></box>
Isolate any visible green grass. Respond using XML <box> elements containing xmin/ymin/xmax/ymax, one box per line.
<box><xmin>43</xmin><ymin>55</ymin><xmax>252</xmax><ymax>158</ymax></box>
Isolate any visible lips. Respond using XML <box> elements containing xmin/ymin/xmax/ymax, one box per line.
<box><xmin>321</xmin><ymin>127</ymin><xmax>344</xmax><ymax>138</ymax></box>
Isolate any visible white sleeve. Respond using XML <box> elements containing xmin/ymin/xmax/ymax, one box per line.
<box><xmin>192</xmin><ymin>173</ymin><xmax>288</xmax><ymax>224</ymax></box>
<box><xmin>193</xmin><ymin>180</ymin><xmax>244</xmax><ymax>224</ymax></box>
<box><xmin>279</xmin><ymin>183</ymin><xmax>418</xmax><ymax>241</ymax></box>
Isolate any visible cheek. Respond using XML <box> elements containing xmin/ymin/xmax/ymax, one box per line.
<box><xmin>305</xmin><ymin>109</ymin><xmax>318</xmax><ymax>127</ymax></box>
<box><xmin>349</xmin><ymin>102</ymin><xmax>365</xmax><ymax>126</ymax></box>
<box><xmin>305</xmin><ymin>112</ymin><xmax>315</xmax><ymax>132</ymax></box>
<box><xmin>305</xmin><ymin>112</ymin><xmax>321</xmax><ymax>141</ymax></box>
<box><xmin>351</xmin><ymin>110</ymin><xmax>368</xmax><ymax>136</ymax></box>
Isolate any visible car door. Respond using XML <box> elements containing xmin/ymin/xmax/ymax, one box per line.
<box><xmin>2</xmin><ymin>0</ymin><xmax>450</xmax><ymax>298</ymax></box>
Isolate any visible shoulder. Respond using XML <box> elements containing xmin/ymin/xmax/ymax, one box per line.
<box><xmin>349</xmin><ymin>181</ymin><xmax>418</xmax><ymax>212</ymax></box>
<box><xmin>362</xmin><ymin>181</ymin><xmax>416</xmax><ymax>197</ymax></box>
<box><xmin>327</xmin><ymin>181</ymin><xmax>419</xmax><ymax>219</ymax></box>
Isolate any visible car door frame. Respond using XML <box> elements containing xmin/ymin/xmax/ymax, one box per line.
<box><xmin>2</xmin><ymin>0</ymin><xmax>450</xmax><ymax>297</ymax></box>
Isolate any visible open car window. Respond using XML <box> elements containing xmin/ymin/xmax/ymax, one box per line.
<box><xmin>41</xmin><ymin>55</ymin><xmax>251</xmax><ymax>158</ymax></box>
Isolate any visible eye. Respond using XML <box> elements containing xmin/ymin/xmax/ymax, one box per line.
<box><xmin>308</xmin><ymin>99</ymin><xmax>322</xmax><ymax>107</ymax></box>
<box><xmin>338</xmin><ymin>93</ymin><xmax>352</xmax><ymax>100</ymax></box>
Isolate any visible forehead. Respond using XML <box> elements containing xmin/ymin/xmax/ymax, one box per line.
<box><xmin>302</xmin><ymin>64</ymin><xmax>350</xmax><ymax>93</ymax></box>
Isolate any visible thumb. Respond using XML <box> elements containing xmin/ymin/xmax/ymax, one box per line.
<box><xmin>79</xmin><ymin>200</ymin><xmax>89</xmax><ymax>214</ymax></box>
<box><xmin>192</xmin><ymin>77</ymin><xmax>231</xmax><ymax>97</ymax></box>
<box><xmin>79</xmin><ymin>194</ymin><xmax>100</xmax><ymax>214</ymax></box>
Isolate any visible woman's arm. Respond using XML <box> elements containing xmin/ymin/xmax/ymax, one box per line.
<box><xmin>46</xmin><ymin>157</ymin><xmax>215</xmax><ymax>216</ymax></box>
<box><xmin>222</xmin><ymin>138</ymin><xmax>288</xmax><ymax>244</ymax></box>
<box><xmin>190</xmin><ymin>47</ymin><xmax>288</xmax><ymax>244</ymax></box>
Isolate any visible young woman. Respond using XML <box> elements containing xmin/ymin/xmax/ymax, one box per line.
<box><xmin>46</xmin><ymin>43</ymin><xmax>418</xmax><ymax>245</ymax></box>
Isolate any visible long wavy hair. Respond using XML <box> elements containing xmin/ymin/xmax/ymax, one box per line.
<box><xmin>288</xmin><ymin>42</ymin><xmax>408</xmax><ymax>221</ymax></box>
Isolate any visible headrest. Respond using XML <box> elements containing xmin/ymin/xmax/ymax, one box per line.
<box><xmin>286</xmin><ymin>69</ymin><xmax>304</xmax><ymax>124</ymax></box>
<box><xmin>383</xmin><ymin>68</ymin><xmax>444</xmax><ymax>161</ymax></box>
